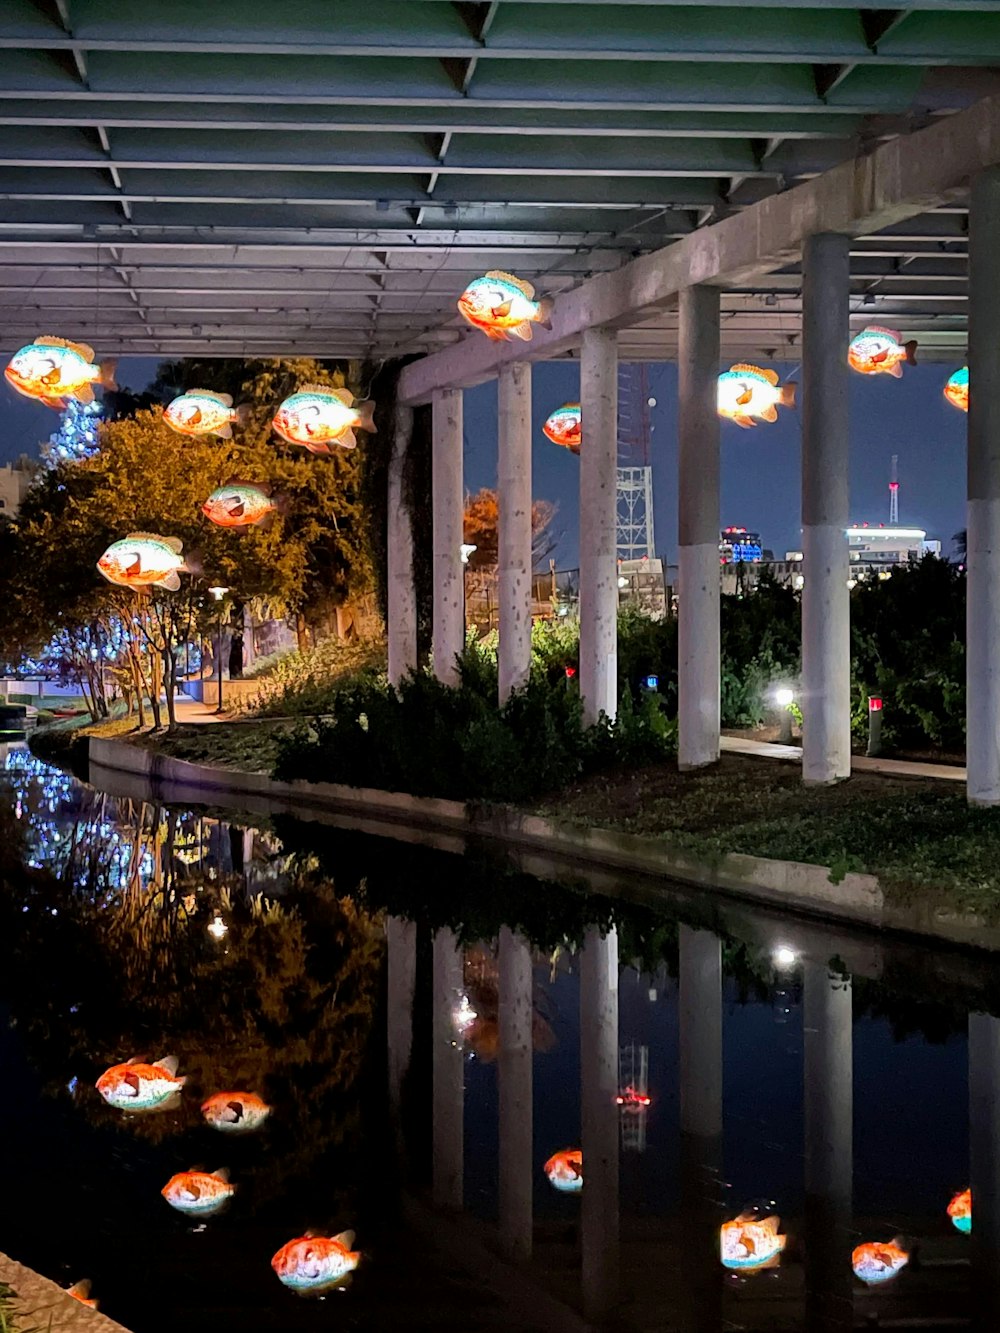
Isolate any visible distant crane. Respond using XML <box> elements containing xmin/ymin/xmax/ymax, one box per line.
<box><xmin>889</xmin><ymin>454</ymin><xmax>899</xmax><ymax>526</ymax></box>
<box><xmin>616</xmin><ymin>364</ymin><xmax>656</xmax><ymax>561</ymax></box>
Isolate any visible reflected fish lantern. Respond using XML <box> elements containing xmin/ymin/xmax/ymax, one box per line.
<box><xmin>66</xmin><ymin>1281</ymin><xmax>98</xmax><ymax>1311</ymax></box>
<box><xmin>164</xmin><ymin>389</ymin><xmax>248</xmax><ymax>439</ymax></box>
<box><xmin>271</xmin><ymin>1230</ymin><xmax>361</xmax><ymax>1296</ymax></box>
<box><xmin>4</xmin><ymin>337</ymin><xmax>116</xmax><ymax>409</ymax></box>
<box><xmin>272</xmin><ymin>385</ymin><xmax>375</xmax><ymax>453</ymax></box>
<box><xmin>543</xmin><ymin>402</ymin><xmax>582</xmax><ymax>454</ymax></box>
<box><xmin>944</xmin><ymin>366</ymin><xmax>969</xmax><ymax>414</ymax></box>
<box><xmin>948</xmin><ymin>1188</ymin><xmax>972</xmax><ymax>1234</ymax></box>
<box><xmin>161</xmin><ymin>1168</ymin><xmax>236</xmax><ymax>1218</ymax></box>
<box><xmin>848</xmin><ymin>326</ymin><xmax>918</xmax><ymax>378</ymax></box>
<box><xmin>457</xmin><ymin>271</ymin><xmax>554</xmax><ymax>342</ymax></box>
<box><xmin>851</xmin><ymin>1238</ymin><xmax>909</xmax><ymax>1285</ymax></box>
<box><xmin>201</xmin><ymin>1090</ymin><xmax>272</xmax><ymax>1134</ymax></box>
<box><xmin>202</xmin><ymin>481</ymin><xmax>285</xmax><ymax>530</ymax></box>
<box><xmin>720</xmin><ymin>1210</ymin><xmax>787</xmax><ymax>1272</ymax></box>
<box><xmin>544</xmin><ymin>1148</ymin><xmax>583</xmax><ymax>1193</ymax></box>
<box><xmin>95</xmin><ymin>1056</ymin><xmax>186</xmax><ymax>1113</ymax></box>
<box><xmin>97</xmin><ymin>534</ymin><xmax>200</xmax><ymax>593</ymax></box>
<box><xmin>717</xmin><ymin>365</ymin><xmax>795</xmax><ymax>429</ymax></box>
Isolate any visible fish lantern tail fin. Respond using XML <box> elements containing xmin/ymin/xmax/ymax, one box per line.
<box><xmin>272</xmin><ymin>492</ymin><xmax>291</xmax><ymax>519</ymax></box>
<box><xmin>182</xmin><ymin>550</ymin><xmax>203</xmax><ymax>578</ymax></box>
<box><xmin>67</xmin><ymin>1281</ymin><xmax>92</xmax><ymax>1300</ymax></box>
<box><xmin>905</xmin><ymin>340</ymin><xmax>918</xmax><ymax>366</ymax></box>
<box><xmin>233</xmin><ymin>403</ymin><xmax>251</xmax><ymax>428</ymax></box>
<box><xmin>99</xmin><ymin>359</ymin><xmax>118</xmax><ymax>391</ymax></box>
<box><xmin>509</xmin><ymin>322</ymin><xmax>534</xmax><ymax>342</ymax></box>
<box><xmin>216</xmin><ymin>421</ymin><xmax>233</xmax><ymax>439</ymax></box>
<box><xmin>780</xmin><ymin>382</ymin><xmax>797</xmax><ymax>409</ymax></box>
<box><xmin>336</xmin><ymin>429</ymin><xmax>358</xmax><ymax>450</ymax></box>
<box><xmin>354</xmin><ymin>399</ymin><xmax>377</xmax><ymax>433</ymax></box>
<box><xmin>535</xmin><ymin>296</ymin><xmax>555</xmax><ymax>330</ymax></box>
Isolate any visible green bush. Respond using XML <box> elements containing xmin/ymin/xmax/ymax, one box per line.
<box><xmin>248</xmin><ymin>636</ymin><xmax>386</xmax><ymax>716</ymax></box>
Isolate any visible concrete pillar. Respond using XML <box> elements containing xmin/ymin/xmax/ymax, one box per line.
<box><xmin>801</xmin><ymin>232</ymin><xmax>851</xmax><ymax>785</ymax></box>
<box><xmin>969</xmin><ymin>1012</ymin><xmax>1000</xmax><ymax>1321</ymax></box>
<box><xmin>579</xmin><ymin>327</ymin><xmax>618</xmax><ymax>725</ymax></box>
<box><xmin>432</xmin><ymin>388</ymin><xmax>464</xmax><ymax>685</ymax></box>
<box><xmin>432</xmin><ymin>927</ymin><xmax>464</xmax><ymax>1210</ymax></box>
<box><xmin>386</xmin><ymin>916</ymin><xmax>417</xmax><ymax>1151</ymax></box>
<box><xmin>498</xmin><ymin>363</ymin><xmax>533</xmax><ymax>701</ymax></box>
<box><xmin>967</xmin><ymin>168</ymin><xmax>1000</xmax><ymax>805</ymax></box>
<box><xmin>677</xmin><ymin>286</ymin><xmax>721</xmax><ymax>770</ymax></box>
<box><xmin>498</xmin><ymin>926</ymin><xmax>533</xmax><ymax>1260</ymax></box>
<box><xmin>388</xmin><ymin>402</ymin><xmax>418</xmax><ymax>686</ymax></box>
<box><xmin>580</xmin><ymin>924</ymin><xmax>619</xmax><ymax>1322</ymax></box>
<box><xmin>678</xmin><ymin>926</ymin><xmax>724</xmax><ymax>1330</ymax></box>
<box><xmin>803</xmin><ymin>962</ymin><xmax>853</xmax><ymax>1332</ymax></box>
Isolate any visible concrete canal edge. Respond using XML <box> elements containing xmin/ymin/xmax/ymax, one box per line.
<box><xmin>87</xmin><ymin>735</ymin><xmax>1000</xmax><ymax>952</ymax></box>
<box><xmin>0</xmin><ymin>1252</ymin><xmax>132</xmax><ymax>1332</ymax></box>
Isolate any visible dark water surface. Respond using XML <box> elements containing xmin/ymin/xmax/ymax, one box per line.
<box><xmin>0</xmin><ymin>742</ymin><xmax>997</xmax><ymax>1331</ymax></box>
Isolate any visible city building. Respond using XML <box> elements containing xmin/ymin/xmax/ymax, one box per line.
<box><xmin>0</xmin><ymin>457</ymin><xmax>34</xmax><ymax>518</ymax></box>
<box><xmin>846</xmin><ymin>525</ymin><xmax>941</xmax><ymax>579</ymax></box>
<box><xmin>719</xmin><ymin>526</ymin><xmax>764</xmax><ymax>565</ymax></box>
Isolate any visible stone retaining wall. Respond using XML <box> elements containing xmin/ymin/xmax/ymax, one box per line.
<box><xmin>0</xmin><ymin>1253</ymin><xmax>132</xmax><ymax>1332</ymax></box>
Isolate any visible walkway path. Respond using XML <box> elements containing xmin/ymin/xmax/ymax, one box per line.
<box><xmin>721</xmin><ymin>735</ymin><xmax>965</xmax><ymax>783</ymax></box>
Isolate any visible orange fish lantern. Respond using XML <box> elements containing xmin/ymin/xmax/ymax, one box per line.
<box><xmin>5</xmin><ymin>337</ymin><xmax>115</xmax><ymax>408</ymax></box>
<box><xmin>202</xmin><ymin>481</ymin><xmax>284</xmax><ymax>530</ymax></box>
<box><xmin>162</xmin><ymin>1167</ymin><xmax>236</xmax><ymax>1218</ymax></box>
<box><xmin>96</xmin><ymin>1055</ymin><xmax>186</xmax><ymax>1113</ymax></box>
<box><xmin>201</xmin><ymin>1090</ymin><xmax>272</xmax><ymax>1133</ymax></box>
<box><xmin>66</xmin><ymin>1280</ymin><xmax>98</xmax><ymax>1310</ymax></box>
<box><xmin>165</xmin><ymin>389</ymin><xmax>248</xmax><ymax>439</ymax></box>
<box><xmin>272</xmin><ymin>1230</ymin><xmax>361</xmax><ymax>1296</ymax></box>
<box><xmin>97</xmin><ymin>534</ymin><xmax>199</xmax><ymax>593</ymax></box>
<box><xmin>272</xmin><ymin>385</ymin><xmax>375</xmax><ymax>453</ymax></box>
<box><xmin>717</xmin><ymin>365</ymin><xmax>795</xmax><ymax>428</ymax></box>
<box><xmin>720</xmin><ymin>1210</ymin><xmax>787</xmax><ymax>1271</ymax></box>
<box><xmin>544</xmin><ymin>1148</ymin><xmax>583</xmax><ymax>1193</ymax></box>
<box><xmin>543</xmin><ymin>403</ymin><xmax>582</xmax><ymax>453</ymax></box>
<box><xmin>944</xmin><ymin>366</ymin><xmax>969</xmax><ymax>413</ymax></box>
<box><xmin>848</xmin><ymin>326</ymin><xmax>918</xmax><ymax>378</ymax></box>
<box><xmin>457</xmin><ymin>271</ymin><xmax>554</xmax><ymax>342</ymax></box>
<box><xmin>852</xmin><ymin>1238</ymin><xmax>909</xmax><ymax>1285</ymax></box>
<box><xmin>948</xmin><ymin>1188</ymin><xmax>971</xmax><ymax>1234</ymax></box>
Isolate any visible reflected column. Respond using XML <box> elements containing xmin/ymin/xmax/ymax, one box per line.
<box><xmin>678</xmin><ymin>925</ymin><xmax>723</xmax><ymax>1331</ymax></box>
<box><xmin>968</xmin><ymin>1012</ymin><xmax>1000</xmax><ymax>1321</ymax></box>
<box><xmin>498</xmin><ymin>926</ymin><xmax>533</xmax><ymax>1260</ymax></box>
<box><xmin>581</xmin><ymin>924</ymin><xmax>619</xmax><ymax>1322</ymax></box>
<box><xmin>386</xmin><ymin>916</ymin><xmax>417</xmax><ymax>1156</ymax></box>
<box><xmin>803</xmin><ymin>961</ymin><xmax>853</xmax><ymax>1332</ymax></box>
<box><xmin>432</xmin><ymin>927</ymin><xmax>464</xmax><ymax>1210</ymax></box>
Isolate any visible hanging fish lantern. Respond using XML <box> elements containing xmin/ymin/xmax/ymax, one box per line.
<box><xmin>544</xmin><ymin>1148</ymin><xmax>583</xmax><ymax>1193</ymax></box>
<box><xmin>203</xmin><ymin>481</ymin><xmax>285</xmax><ymax>530</ymax></box>
<box><xmin>201</xmin><ymin>1090</ymin><xmax>272</xmax><ymax>1133</ymax></box>
<box><xmin>272</xmin><ymin>385</ymin><xmax>375</xmax><ymax>453</ymax></box>
<box><xmin>66</xmin><ymin>1281</ymin><xmax>98</xmax><ymax>1311</ymax></box>
<box><xmin>5</xmin><ymin>337</ymin><xmax>116</xmax><ymax>408</ymax></box>
<box><xmin>95</xmin><ymin>1055</ymin><xmax>186</xmax><ymax>1112</ymax></box>
<box><xmin>165</xmin><ymin>389</ymin><xmax>248</xmax><ymax>438</ymax></box>
<box><xmin>97</xmin><ymin>534</ymin><xmax>200</xmax><ymax>593</ymax></box>
<box><xmin>948</xmin><ymin>1188</ymin><xmax>971</xmax><ymax>1233</ymax></box>
<box><xmin>717</xmin><ymin>365</ymin><xmax>795</xmax><ymax>429</ymax></box>
<box><xmin>944</xmin><ymin>366</ymin><xmax>969</xmax><ymax>413</ymax></box>
<box><xmin>851</xmin><ymin>1238</ymin><xmax>909</xmax><ymax>1285</ymax></box>
<box><xmin>161</xmin><ymin>1168</ymin><xmax>236</xmax><ymax>1218</ymax></box>
<box><xmin>457</xmin><ymin>271</ymin><xmax>554</xmax><ymax>342</ymax></box>
<box><xmin>272</xmin><ymin>1230</ymin><xmax>361</xmax><ymax>1296</ymax></box>
<box><xmin>848</xmin><ymin>326</ymin><xmax>918</xmax><ymax>378</ymax></box>
<box><xmin>720</xmin><ymin>1210</ymin><xmax>787</xmax><ymax>1271</ymax></box>
<box><xmin>543</xmin><ymin>403</ymin><xmax>582</xmax><ymax>454</ymax></box>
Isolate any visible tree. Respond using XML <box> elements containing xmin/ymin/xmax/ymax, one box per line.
<box><xmin>462</xmin><ymin>487</ymin><xmax>557</xmax><ymax>570</ymax></box>
<box><xmin>43</xmin><ymin>399</ymin><xmax>102</xmax><ymax>465</ymax></box>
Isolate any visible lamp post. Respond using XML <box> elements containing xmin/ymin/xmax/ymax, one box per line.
<box><xmin>774</xmin><ymin>686</ymin><xmax>795</xmax><ymax>745</ymax></box>
<box><xmin>208</xmin><ymin>586</ymin><xmax>229</xmax><ymax>713</ymax></box>
<box><xmin>460</xmin><ymin>543</ymin><xmax>477</xmax><ymax>633</ymax></box>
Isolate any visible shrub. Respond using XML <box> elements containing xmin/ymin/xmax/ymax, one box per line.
<box><xmin>247</xmin><ymin>636</ymin><xmax>386</xmax><ymax>716</ymax></box>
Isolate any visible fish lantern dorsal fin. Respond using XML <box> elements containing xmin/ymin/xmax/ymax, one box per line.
<box><xmin>125</xmin><ymin>1056</ymin><xmax>144</xmax><ymax>1065</ymax></box>
<box><xmin>332</xmin><ymin>1230</ymin><xmax>356</xmax><ymax>1248</ymax></box>
<box><xmin>303</xmin><ymin>1228</ymin><xmax>324</xmax><ymax>1239</ymax></box>
<box><xmin>867</xmin><ymin>324</ymin><xmax>901</xmax><ymax>342</ymax></box>
<box><xmin>299</xmin><ymin>383</ymin><xmax>331</xmax><ymax>396</ymax></box>
<box><xmin>211</xmin><ymin>1168</ymin><xmax>230</xmax><ymax>1182</ymax></box>
<box><xmin>69</xmin><ymin>340</ymin><xmax>96</xmax><ymax>363</ymax></box>
<box><xmin>332</xmin><ymin>388</ymin><xmax>354</xmax><ymax>406</ymax></box>
<box><xmin>728</xmin><ymin>362</ymin><xmax>770</xmax><ymax>382</ymax></box>
<box><xmin>485</xmin><ymin>269</ymin><xmax>535</xmax><ymax>299</ymax></box>
<box><xmin>125</xmin><ymin>531</ymin><xmax>163</xmax><ymax>543</ymax></box>
<box><xmin>225</xmin><ymin>478</ymin><xmax>257</xmax><ymax>490</ymax></box>
<box><xmin>153</xmin><ymin>1055</ymin><xmax>180</xmax><ymax>1075</ymax></box>
<box><xmin>198</xmin><ymin>389</ymin><xmax>233</xmax><ymax>407</ymax></box>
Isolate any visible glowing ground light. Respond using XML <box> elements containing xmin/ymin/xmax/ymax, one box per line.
<box><xmin>453</xmin><ymin>994</ymin><xmax>477</xmax><ymax>1035</ymax></box>
<box><xmin>774</xmin><ymin>687</ymin><xmax>794</xmax><ymax>708</ymax></box>
<box><xmin>208</xmin><ymin>915</ymin><xmax>228</xmax><ymax>940</ymax></box>
<box><xmin>772</xmin><ymin>947</ymin><xmax>798</xmax><ymax>969</ymax></box>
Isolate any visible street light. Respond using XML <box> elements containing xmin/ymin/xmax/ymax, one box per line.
<box><xmin>208</xmin><ymin>586</ymin><xmax>229</xmax><ymax>713</ymax></box>
<box><xmin>774</xmin><ymin>686</ymin><xmax>795</xmax><ymax>745</ymax></box>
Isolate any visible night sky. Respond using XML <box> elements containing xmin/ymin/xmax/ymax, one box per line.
<box><xmin>0</xmin><ymin>355</ymin><xmax>968</xmax><ymax>569</ymax></box>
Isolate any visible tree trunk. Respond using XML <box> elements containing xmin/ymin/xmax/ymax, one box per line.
<box><xmin>148</xmin><ymin>650</ymin><xmax>162</xmax><ymax>731</ymax></box>
<box><xmin>163</xmin><ymin>647</ymin><xmax>177</xmax><ymax>731</ymax></box>
<box><xmin>295</xmin><ymin>612</ymin><xmax>309</xmax><ymax>653</ymax></box>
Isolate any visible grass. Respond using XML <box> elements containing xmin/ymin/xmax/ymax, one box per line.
<box><xmin>132</xmin><ymin>720</ymin><xmax>291</xmax><ymax>773</ymax></box>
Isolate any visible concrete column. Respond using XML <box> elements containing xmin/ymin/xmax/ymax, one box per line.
<box><xmin>678</xmin><ymin>926</ymin><xmax>724</xmax><ymax>1330</ymax></box>
<box><xmin>498</xmin><ymin>363</ymin><xmax>533</xmax><ymax>701</ymax></box>
<box><xmin>432</xmin><ymin>388</ymin><xmax>464</xmax><ymax>685</ymax></box>
<box><xmin>432</xmin><ymin>927</ymin><xmax>464</xmax><ymax>1210</ymax></box>
<box><xmin>969</xmin><ymin>1012</ymin><xmax>1000</xmax><ymax>1321</ymax></box>
<box><xmin>498</xmin><ymin>926</ymin><xmax>533</xmax><ymax>1260</ymax></box>
<box><xmin>803</xmin><ymin>962</ymin><xmax>853</xmax><ymax>1332</ymax></box>
<box><xmin>580</xmin><ymin>924</ymin><xmax>619</xmax><ymax>1322</ymax></box>
<box><xmin>386</xmin><ymin>916</ymin><xmax>417</xmax><ymax>1151</ymax></box>
<box><xmin>801</xmin><ymin>232</ymin><xmax>851</xmax><ymax>785</ymax></box>
<box><xmin>967</xmin><ymin>168</ymin><xmax>1000</xmax><ymax>805</ymax></box>
<box><xmin>677</xmin><ymin>286</ymin><xmax>721</xmax><ymax>770</ymax></box>
<box><xmin>388</xmin><ymin>401</ymin><xmax>418</xmax><ymax>686</ymax></box>
<box><xmin>579</xmin><ymin>327</ymin><xmax>618</xmax><ymax>725</ymax></box>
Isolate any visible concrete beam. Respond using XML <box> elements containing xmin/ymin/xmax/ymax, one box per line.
<box><xmin>398</xmin><ymin>91</ymin><xmax>1000</xmax><ymax>403</ymax></box>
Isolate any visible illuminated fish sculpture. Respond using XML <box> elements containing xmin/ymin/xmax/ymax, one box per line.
<box><xmin>457</xmin><ymin>271</ymin><xmax>554</xmax><ymax>342</ymax></box>
<box><xmin>201</xmin><ymin>1090</ymin><xmax>272</xmax><ymax>1134</ymax></box>
<box><xmin>66</xmin><ymin>1280</ymin><xmax>98</xmax><ymax>1310</ymax></box>
<box><xmin>944</xmin><ymin>366</ymin><xmax>969</xmax><ymax>413</ymax></box>
<box><xmin>97</xmin><ymin>534</ymin><xmax>199</xmax><ymax>592</ymax></box>
<box><xmin>543</xmin><ymin>402</ymin><xmax>582</xmax><ymax>453</ymax></box>
<box><xmin>717</xmin><ymin>364</ymin><xmax>795</xmax><ymax>429</ymax></box>
<box><xmin>202</xmin><ymin>481</ymin><xmax>284</xmax><ymax>530</ymax></box>
<box><xmin>165</xmin><ymin>389</ymin><xmax>248</xmax><ymax>439</ymax></box>
<box><xmin>848</xmin><ymin>326</ymin><xmax>918</xmax><ymax>378</ymax></box>
<box><xmin>272</xmin><ymin>385</ymin><xmax>375</xmax><ymax>453</ymax></box>
<box><xmin>162</xmin><ymin>1168</ymin><xmax>236</xmax><ymax>1218</ymax></box>
<box><xmin>5</xmin><ymin>337</ymin><xmax>115</xmax><ymax>408</ymax></box>
<box><xmin>720</xmin><ymin>1210</ymin><xmax>787</xmax><ymax>1271</ymax></box>
<box><xmin>95</xmin><ymin>1056</ymin><xmax>186</xmax><ymax>1113</ymax></box>
<box><xmin>948</xmin><ymin>1188</ymin><xmax>971</xmax><ymax>1234</ymax></box>
<box><xmin>851</xmin><ymin>1239</ymin><xmax>909</xmax><ymax>1285</ymax></box>
<box><xmin>544</xmin><ymin>1148</ymin><xmax>583</xmax><ymax>1193</ymax></box>
<box><xmin>272</xmin><ymin>1230</ymin><xmax>361</xmax><ymax>1296</ymax></box>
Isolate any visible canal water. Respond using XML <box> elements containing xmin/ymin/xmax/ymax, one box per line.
<box><xmin>0</xmin><ymin>741</ymin><xmax>994</xmax><ymax>1331</ymax></box>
